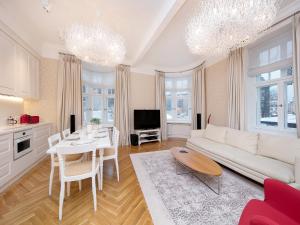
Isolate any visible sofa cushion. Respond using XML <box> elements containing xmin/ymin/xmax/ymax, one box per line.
<box><xmin>190</xmin><ymin>129</ymin><xmax>205</xmax><ymax>138</ymax></box>
<box><xmin>258</xmin><ymin>134</ymin><xmax>300</xmax><ymax>165</ymax></box>
<box><xmin>188</xmin><ymin>137</ymin><xmax>295</xmax><ymax>183</ymax></box>
<box><xmin>226</xmin><ymin>128</ymin><xmax>258</xmax><ymax>154</ymax></box>
<box><xmin>204</xmin><ymin>124</ymin><xmax>227</xmax><ymax>144</ymax></box>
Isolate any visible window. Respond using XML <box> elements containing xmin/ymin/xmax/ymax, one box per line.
<box><xmin>247</xmin><ymin>25</ymin><xmax>296</xmax><ymax>132</ymax></box>
<box><xmin>82</xmin><ymin>69</ymin><xmax>115</xmax><ymax>125</ymax></box>
<box><xmin>165</xmin><ymin>75</ymin><xmax>192</xmax><ymax>123</ymax></box>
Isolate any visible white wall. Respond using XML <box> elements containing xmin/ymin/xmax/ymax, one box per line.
<box><xmin>206</xmin><ymin>58</ymin><xmax>229</xmax><ymax>126</ymax></box>
<box><xmin>130</xmin><ymin>72</ymin><xmax>156</xmax><ymax>132</ymax></box>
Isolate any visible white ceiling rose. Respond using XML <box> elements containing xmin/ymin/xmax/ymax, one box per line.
<box><xmin>185</xmin><ymin>0</ymin><xmax>281</xmax><ymax>56</ymax></box>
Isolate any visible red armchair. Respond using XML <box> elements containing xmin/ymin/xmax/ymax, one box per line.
<box><xmin>239</xmin><ymin>179</ymin><xmax>300</xmax><ymax>225</ymax></box>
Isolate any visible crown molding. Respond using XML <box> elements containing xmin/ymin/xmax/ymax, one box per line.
<box><xmin>0</xmin><ymin>19</ymin><xmax>41</xmax><ymax>59</ymax></box>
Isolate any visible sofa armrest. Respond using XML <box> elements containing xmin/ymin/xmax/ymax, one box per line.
<box><xmin>190</xmin><ymin>129</ymin><xmax>205</xmax><ymax>138</ymax></box>
<box><xmin>295</xmin><ymin>157</ymin><xmax>300</xmax><ymax>184</ymax></box>
<box><xmin>264</xmin><ymin>179</ymin><xmax>300</xmax><ymax>223</ymax></box>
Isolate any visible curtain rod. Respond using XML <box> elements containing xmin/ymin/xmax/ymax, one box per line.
<box><xmin>155</xmin><ymin>60</ymin><xmax>205</xmax><ymax>74</ymax></box>
<box><xmin>264</xmin><ymin>10</ymin><xmax>300</xmax><ymax>31</ymax></box>
<box><xmin>59</xmin><ymin>52</ymin><xmax>75</xmax><ymax>57</ymax></box>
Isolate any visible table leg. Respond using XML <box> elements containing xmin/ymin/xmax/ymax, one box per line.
<box><xmin>174</xmin><ymin>159</ymin><xmax>222</xmax><ymax>195</ymax></box>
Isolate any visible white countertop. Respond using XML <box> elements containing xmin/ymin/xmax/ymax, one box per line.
<box><xmin>0</xmin><ymin>122</ymin><xmax>51</xmax><ymax>135</ymax></box>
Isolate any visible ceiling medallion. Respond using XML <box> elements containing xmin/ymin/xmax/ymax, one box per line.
<box><xmin>185</xmin><ymin>0</ymin><xmax>281</xmax><ymax>56</ymax></box>
<box><xmin>62</xmin><ymin>23</ymin><xmax>126</xmax><ymax>67</ymax></box>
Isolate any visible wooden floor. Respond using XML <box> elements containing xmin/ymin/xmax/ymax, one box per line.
<box><xmin>0</xmin><ymin>138</ymin><xmax>186</xmax><ymax>225</ymax></box>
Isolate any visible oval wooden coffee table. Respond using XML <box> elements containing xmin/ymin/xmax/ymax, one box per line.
<box><xmin>170</xmin><ymin>147</ymin><xmax>223</xmax><ymax>194</ymax></box>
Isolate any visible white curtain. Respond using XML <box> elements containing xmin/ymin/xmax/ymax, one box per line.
<box><xmin>57</xmin><ymin>54</ymin><xmax>82</xmax><ymax>132</ymax></box>
<box><xmin>192</xmin><ymin>66</ymin><xmax>206</xmax><ymax>130</ymax></box>
<box><xmin>115</xmin><ymin>64</ymin><xmax>131</xmax><ymax>146</ymax></box>
<box><xmin>228</xmin><ymin>48</ymin><xmax>245</xmax><ymax>130</ymax></box>
<box><xmin>155</xmin><ymin>71</ymin><xmax>167</xmax><ymax>140</ymax></box>
<box><xmin>293</xmin><ymin>14</ymin><xmax>300</xmax><ymax>137</ymax></box>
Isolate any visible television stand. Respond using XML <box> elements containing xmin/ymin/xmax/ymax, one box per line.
<box><xmin>135</xmin><ymin>129</ymin><xmax>161</xmax><ymax>146</ymax></box>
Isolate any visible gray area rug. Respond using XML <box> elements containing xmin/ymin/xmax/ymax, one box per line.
<box><xmin>130</xmin><ymin>150</ymin><xmax>263</xmax><ymax>225</ymax></box>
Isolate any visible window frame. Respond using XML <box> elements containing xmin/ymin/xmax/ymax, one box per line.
<box><xmin>246</xmin><ymin>24</ymin><xmax>296</xmax><ymax>134</ymax></box>
<box><xmin>165</xmin><ymin>75</ymin><xmax>192</xmax><ymax>123</ymax></box>
<box><xmin>82</xmin><ymin>83</ymin><xmax>115</xmax><ymax>126</ymax></box>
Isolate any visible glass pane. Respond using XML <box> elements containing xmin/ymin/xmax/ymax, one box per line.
<box><xmin>92</xmin><ymin>88</ymin><xmax>102</xmax><ymax>94</ymax></box>
<box><xmin>258</xmin><ymin>85</ymin><xmax>278</xmax><ymax>127</ymax></box>
<box><xmin>287</xmin><ymin>40</ymin><xmax>293</xmax><ymax>58</ymax></box>
<box><xmin>285</xmin><ymin>82</ymin><xmax>296</xmax><ymax>128</ymax></box>
<box><xmin>92</xmin><ymin>96</ymin><xmax>102</xmax><ymax>120</ymax></box>
<box><xmin>176</xmin><ymin>91</ymin><xmax>190</xmax><ymax>121</ymax></box>
<box><xmin>286</xmin><ymin>66</ymin><xmax>293</xmax><ymax>76</ymax></box>
<box><xmin>259</xmin><ymin>50</ymin><xmax>268</xmax><ymax>66</ymax></box>
<box><xmin>107</xmin><ymin>88</ymin><xmax>115</xmax><ymax>95</ymax></box>
<box><xmin>107</xmin><ymin>97</ymin><xmax>114</xmax><ymax>122</ymax></box>
<box><xmin>176</xmin><ymin>79</ymin><xmax>188</xmax><ymax>89</ymax></box>
<box><xmin>256</xmin><ymin>73</ymin><xmax>269</xmax><ymax>81</ymax></box>
<box><xmin>256</xmin><ymin>67</ymin><xmax>293</xmax><ymax>83</ymax></box>
<box><xmin>165</xmin><ymin>79</ymin><xmax>172</xmax><ymax>89</ymax></box>
<box><xmin>82</xmin><ymin>95</ymin><xmax>89</xmax><ymax>125</ymax></box>
<box><xmin>82</xmin><ymin>85</ymin><xmax>87</xmax><ymax>94</ymax></box>
<box><xmin>166</xmin><ymin>91</ymin><xmax>173</xmax><ymax>120</ymax></box>
<box><xmin>269</xmin><ymin>45</ymin><xmax>280</xmax><ymax>63</ymax></box>
<box><xmin>270</xmin><ymin>70</ymin><xmax>281</xmax><ymax>80</ymax></box>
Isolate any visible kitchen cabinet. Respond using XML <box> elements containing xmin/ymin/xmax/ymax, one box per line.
<box><xmin>28</xmin><ymin>54</ymin><xmax>39</xmax><ymax>99</ymax></box>
<box><xmin>0</xmin><ymin>31</ymin><xmax>15</xmax><ymax>95</ymax></box>
<box><xmin>0</xmin><ymin>134</ymin><xmax>13</xmax><ymax>188</ymax></box>
<box><xmin>0</xmin><ymin>123</ymin><xmax>51</xmax><ymax>192</ymax></box>
<box><xmin>15</xmin><ymin>46</ymin><xmax>30</xmax><ymax>97</ymax></box>
<box><xmin>33</xmin><ymin>124</ymin><xmax>50</xmax><ymax>160</ymax></box>
<box><xmin>0</xmin><ymin>29</ymin><xmax>39</xmax><ymax>99</ymax></box>
<box><xmin>15</xmin><ymin>46</ymin><xmax>40</xmax><ymax>99</ymax></box>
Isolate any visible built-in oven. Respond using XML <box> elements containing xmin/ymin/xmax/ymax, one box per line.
<box><xmin>13</xmin><ymin>128</ymin><xmax>33</xmax><ymax>160</ymax></box>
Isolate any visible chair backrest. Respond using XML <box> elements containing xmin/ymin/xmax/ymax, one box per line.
<box><xmin>56</xmin><ymin>144</ymin><xmax>97</xmax><ymax>178</ymax></box>
<box><xmin>112</xmin><ymin>127</ymin><xmax>120</xmax><ymax>156</ymax></box>
<box><xmin>62</xmin><ymin>129</ymin><xmax>70</xmax><ymax>139</ymax></box>
<box><xmin>48</xmin><ymin>133</ymin><xmax>62</xmax><ymax>148</ymax></box>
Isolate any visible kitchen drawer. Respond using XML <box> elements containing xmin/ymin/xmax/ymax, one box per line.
<box><xmin>33</xmin><ymin>124</ymin><xmax>50</xmax><ymax>159</ymax></box>
<box><xmin>36</xmin><ymin>143</ymin><xmax>49</xmax><ymax>159</ymax></box>
<box><xmin>0</xmin><ymin>134</ymin><xmax>13</xmax><ymax>166</ymax></box>
<box><xmin>34</xmin><ymin>136</ymin><xmax>48</xmax><ymax>148</ymax></box>
<box><xmin>0</xmin><ymin>161</ymin><xmax>12</xmax><ymax>188</ymax></box>
<box><xmin>33</xmin><ymin>128</ymin><xmax>49</xmax><ymax>139</ymax></box>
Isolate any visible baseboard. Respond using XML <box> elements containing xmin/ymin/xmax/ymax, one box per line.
<box><xmin>0</xmin><ymin>155</ymin><xmax>48</xmax><ymax>193</ymax></box>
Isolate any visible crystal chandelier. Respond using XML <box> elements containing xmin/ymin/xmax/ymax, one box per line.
<box><xmin>62</xmin><ymin>23</ymin><xmax>126</xmax><ymax>66</ymax></box>
<box><xmin>185</xmin><ymin>0</ymin><xmax>281</xmax><ymax>56</ymax></box>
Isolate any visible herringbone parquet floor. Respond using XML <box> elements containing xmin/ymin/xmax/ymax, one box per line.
<box><xmin>0</xmin><ymin>138</ymin><xmax>186</xmax><ymax>225</ymax></box>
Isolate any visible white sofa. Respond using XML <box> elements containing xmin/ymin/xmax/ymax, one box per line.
<box><xmin>186</xmin><ymin>124</ymin><xmax>300</xmax><ymax>189</ymax></box>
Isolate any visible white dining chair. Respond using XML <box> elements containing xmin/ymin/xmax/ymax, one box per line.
<box><xmin>99</xmin><ymin>127</ymin><xmax>120</xmax><ymax>190</ymax></box>
<box><xmin>48</xmin><ymin>133</ymin><xmax>82</xmax><ymax>196</ymax></box>
<box><xmin>62</xmin><ymin>128</ymin><xmax>70</xmax><ymax>139</ymax></box>
<box><xmin>56</xmin><ymin>143</ymin><xmax>101</xmax><ymax>221</ymax></box>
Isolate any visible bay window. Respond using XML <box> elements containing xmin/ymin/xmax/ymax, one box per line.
<box><xmin>82</xmin><ymin>69</ymin><xmax>115</xmax><ymax>125</ymax></box>
<box><xmin>165</xmin><ymin>75</ymin><xmax>192</xmax><ymax>123</ymax></box>
<box><xmin>247</xmin><ymin>25</ymin><xmax>296</xmax><ymax>132</ymax></box>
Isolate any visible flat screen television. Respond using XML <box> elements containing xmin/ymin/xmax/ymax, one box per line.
<box><xmin>134</xmin><ymin>110</ymin><xmax>160</xmax><ymax>130</ymax></box>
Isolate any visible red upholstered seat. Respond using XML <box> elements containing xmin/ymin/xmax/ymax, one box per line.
<box><xmin>239</xmin><ymin>179</ymin><xmax>300</xmax><ymax>225</ymax></box>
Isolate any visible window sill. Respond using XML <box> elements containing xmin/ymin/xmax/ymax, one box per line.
<box><xmin>167</xmin><ymin>121</ymin><xmax>191</xmax><ymax>125</ymax></box>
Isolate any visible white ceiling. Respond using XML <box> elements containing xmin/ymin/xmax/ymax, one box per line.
<box><xmin>0</xmin><ymin>0</ymin><xmax>299</xmax><ymax>74</ymax></box>
<box><xmin>134</xmin><ymin>0</ymin><xmax>203</xmax><ymax>72</ymax></box>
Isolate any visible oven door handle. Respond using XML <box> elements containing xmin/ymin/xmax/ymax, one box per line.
<box><xmin>15</xmin><ymin>135</ymin><xmax>33</xmax><ymax>143</ymax></box>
